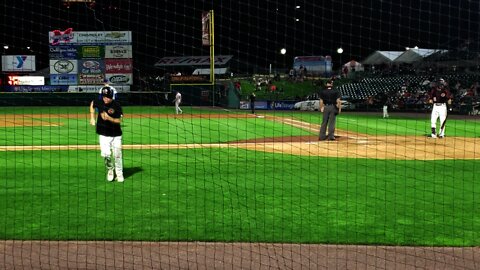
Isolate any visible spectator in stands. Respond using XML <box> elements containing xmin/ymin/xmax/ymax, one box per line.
<box><xmin>289</xmin><ymin>69</ymin><xmax>294</xmax><ymax>81</ymax></box>
<box><xmin>469</xmin><ymin>82</ymin><xmax>479</xmax><ymax>96</ymax></box>
<box><xmin>453</xmin><ymin>81</ymin><xmax>462</xmax><ymax>95</ymax></box>
<box><xmin>366</xmin><ymin>96</ymin><xmax>374</xmax><ymax>111</ymax></box>
<box><xmin>234</xmin><ymin>81</ymin><xmax>241</xmax><ymax>92</ymax></box>
<box><xmin>342</xmin><ymin>66</ymin><xmax>349</xmax><ymax>78</ymax></box>
<box><xmin>466</xmin><ymin>87</ymin><xmax>475</xmax><ymax>97</ymax></box>
<box><xmin>269</xmin><ymin>83</ymin><xmax>277</xmax><ymax>92</ymax></box>
<box><xmin>298</xmin><ymin>65</ymin><xmax>305</xmax><ymax>82</ymax></box>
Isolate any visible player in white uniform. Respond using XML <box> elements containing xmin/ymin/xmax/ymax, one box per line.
<box><xmin>174</xmin><ymin>91</ymin><xmax>183</xmax><ymax>114</ymax></box>
<box><xmin>428</xmin><ymin>79</ymin><xmax>452</xmax><ymax>138</ymax></box>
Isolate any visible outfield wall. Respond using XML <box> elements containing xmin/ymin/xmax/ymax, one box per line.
<box><xmin>0</xmin><ymin>92</ymin><xmax>160</xmax><ymax>106</ymax></box>
<box><xmin>0</xmin><ymin>84</ymin><xmax>232</xmax><ymax>107</ymax></box>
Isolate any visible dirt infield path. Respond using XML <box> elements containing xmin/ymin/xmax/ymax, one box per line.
<box><xmin>2</xmin><ymin>134</ymin><xmax>479</xmax><ymax>160</ymax></box>
<box><xmin>237</xmin><ymin>115</ymin><xmax>480</xmax><ymax>160</ymax></box>
<box><xmin>1</xmin><ymin>241</ymin><xmax>479</xmax><ymax>270</ymax></box>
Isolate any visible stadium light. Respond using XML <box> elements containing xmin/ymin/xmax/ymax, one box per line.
<box><xmin>280</xmin><ymin>48</ymin><xmax>286</xmax><ymax>55</ymax></box>
<box><xmin>337</xmin><ymin>48</ymin><xmax>343</xmax><ymax>75</ymax></box>
<box><xmin>3</xmin><ymin>45</ymin><xmax>8</xmax><ymax>50</ymax></box>
<box><xmin>296</xmin><ymin>5</ymin><xmax>301</xmax><ymax>9</ymax></box>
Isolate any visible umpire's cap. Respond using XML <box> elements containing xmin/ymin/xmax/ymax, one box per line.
<box><xmin>101</xmin><ymin>86</ymin><xmax>114</xmax><ymax>98</ymax></box>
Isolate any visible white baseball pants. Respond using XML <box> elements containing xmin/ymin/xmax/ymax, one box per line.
<box><xmin>175</xmin><ymin>102</ymin><xmax>183</xmax><ymax>114</ymax></box>
<box><xmin>431</xmin><ymin>104</ymin><xmax>447</xmax><ymax>136</ymax></box>
<box><xmin>383</xmin><ymin>105</ymin><xmax>389</xmax><ymax>118</ymax></box>
<box><xmin>99</xmin><ymin>135</ymin><xmax>123</xmax><ymax>176</ymax></box>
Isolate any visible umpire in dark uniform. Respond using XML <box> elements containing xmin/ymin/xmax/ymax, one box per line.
<box><xmin>249</xmin><ymin>92</ymin><xmax>256</xmax><ymax>114</ymax></box>
<box><xmin>319</xmin><ymin>80</ymin><xmax>342</xmax><ymax>141</ymax></box>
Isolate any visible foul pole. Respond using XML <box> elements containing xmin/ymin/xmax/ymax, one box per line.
<box><xmin>169</xmin><ymin>10</ymin><xmax>216</xmax><ymax>107</ymax></box>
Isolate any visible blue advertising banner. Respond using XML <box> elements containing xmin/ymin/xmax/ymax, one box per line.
<box><xmin>49</xmin><ymin>45</ymin><xmax>78</xmax><ymax>59</ymax></box>
<box><xmin>271</xmin><ymin>101</ymin><xmax>296</xmax><ymax>110</ymax></box>
<box><xmin>254</xmin><ymin>101</ymin><xmax>268</xmax><ymax>110</ymax></box>
<box><xmin>4</xmin><ymin>85</ymin><xmax>69</xmax><ymax>92</ymax></box>
<box><xmin>241</xmin><ymin>100</ymin><xmax>297</xmax><ymax>110</ymax></box>
<box><xmin>50</xmin><ymin>74</ymin><xmax>78</xmax><ymax>85</ymax></box>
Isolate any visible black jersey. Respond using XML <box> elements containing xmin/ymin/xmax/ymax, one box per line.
<box><xmin>249</xmin><ymin>93</ymin><xmax>256</xmax><ymax>103</ymax></box>
<box><xmin>93</xmin><ymin>99</ymin><xmax>123</xmax><ymax>137</ymax></box>
<box><xmin>319</xmin><ymin>88</ymin><xmax>341</xmax><ymax>105</ymax></box>
<box><xmin>429</xmin><ymin>87</ymin><xmax>452</xmax><ymax>104</ymax></box>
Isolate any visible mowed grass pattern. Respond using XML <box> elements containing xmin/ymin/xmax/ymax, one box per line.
<box><xmin>0</xmin><ymin>107</ymin><xmax>479</xmax><ymax>246</ymax></box>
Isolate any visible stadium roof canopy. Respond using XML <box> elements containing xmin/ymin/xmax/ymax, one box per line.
<box><xmin>361</xmin><ymin>51</ymin><xmax>403</xmax><ymax>65</ymax></box>
<box><xmin>393</xmin><ymin>48</ymin><xmax>447</xmax><ymax>63</ymax></box>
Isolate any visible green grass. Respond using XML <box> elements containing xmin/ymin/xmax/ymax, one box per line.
<box><xmin>1</xmin><ymin>106</ymin><xmax>479</xmax><ymax>246</ymax></box>
<box><xmin>1</xmin><ymin>149</ymin><xmax>479</xmax><ymax>245</ymax></box>
<box><xmin>0</xmin><ymin>108</ymin><xmax>311</xmax><ymax>146</ymax></box>
<box><xmin>236</xmin><ymin>77</ymin><xmax>357</xmax><ymax>100</ymax></box>
<box><xmin>262</xmin><ymin>110</ymin><xmax>480</xmax><ymax>137</ymax></box>
<box><xmin>238</xmin><ymin>79</ymin><xmax>318</xmax><ymax>100</ymax></box>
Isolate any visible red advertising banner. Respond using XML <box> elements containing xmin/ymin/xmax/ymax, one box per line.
<box><xmin>105</xmin><ymin>59</ymin><xmax>133</xmax><ymax>73</ymax></box>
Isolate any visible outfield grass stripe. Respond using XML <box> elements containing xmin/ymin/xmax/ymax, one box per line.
<box><xmin>0</xmin><ymin>143</ymin><xmax>249</xmax><ymax>151</ymax></box>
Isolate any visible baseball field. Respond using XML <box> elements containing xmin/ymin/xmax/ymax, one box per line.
<box><xmin>1</xmin><ymin>106</ymin><xmax>479</xmax><ymax>248</ymax></box>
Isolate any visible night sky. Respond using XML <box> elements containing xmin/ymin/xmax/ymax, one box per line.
<box><xmin>2</xmin><ymin>0</ymin><xmax>479</xmax><ymax>73</ymax></box>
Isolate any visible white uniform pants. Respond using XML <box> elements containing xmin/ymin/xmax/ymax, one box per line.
<box><xmin>175</xmin><ymin>101</ymin><xmax>183</xmax><ymax>114</ymax></box>
<box><xmin>431</xmin><ymin>104</ymin><xmax>447</xmax><ymax>136</ymax></box>
<box><xmin>383</xmin><ymin>105</ymin><xmax>389</xmax><ymax>118</ymax></box>
<box><xmin>99</xmin><ymin>135</ymin><xmax>123</xmax><ymax>176</ymax></box>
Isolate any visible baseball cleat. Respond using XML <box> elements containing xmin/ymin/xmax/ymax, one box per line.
<box><xmin>430</xmin><ymin>134</ymin><xmax>437</xmax><ymax>139</ymax></box>
<box><xmin>116</xmin><ymin>174</ymin><xmax>124</xmax><ymax>182</ymax></box>
<box><xmin>107</xmin><ymin>169</ymin><xmax>115</xmax><ymax>182</ymax></box>
<box><xmin>438</xmin><ymin>135</ymin><xmax>444</xmax><ymax>138</ymax></box>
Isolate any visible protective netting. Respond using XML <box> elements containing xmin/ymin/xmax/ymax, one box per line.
<box><xmin>1</xmin><ymin>1</ymin><xmax>480</xmax><ymax>269</ymax></box>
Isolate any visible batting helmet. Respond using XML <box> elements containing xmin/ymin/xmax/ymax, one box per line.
<box><xmin>101</xmin><ymin>86</ymin><xmax>114</xmax><ymax>98</ymax></box>
<box><xmin>438</xmin><ymin>78</ymin><xmax>447</xmax><ymax>86</ymax></box>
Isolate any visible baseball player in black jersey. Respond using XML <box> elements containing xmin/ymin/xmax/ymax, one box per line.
<box><xmin>319</xmin><ymin>80</ymin><xmax>342</xmax><ymax>141</ymax></box>
<box><xmin>428</xmin><ymin>78</ymin><xmax>452</xmax><ymax>138</ymax></box>
<box><xmin>89</xmin><ymin>86</ymin><xmax>124</xmax><ymax>182</ymax></box>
